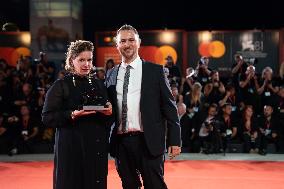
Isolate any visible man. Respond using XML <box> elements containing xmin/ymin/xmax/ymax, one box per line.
<box><xmin>164</xmin><ymin>55</ymin><xmax>181</xmax><ymax>86</ymax></box>
<box><xmin>218</xmin><ymin>103</ymin><xmax>239</xmax><ymax>152</ymax></box>
<box><xmin>198</xmin><ymin>103</ymin><xmax>221</xmax><ymax>154</ymax></box>
<box><xmin>107</xmin><ymin>24</ymin><xmax>181</xmax><ymax>189</ymax></box>
<box><xmin>195</xmin><ymin>56</ymin><xmax>212</xmax><ymax>86</ymax></box>
<box><xmin>258</xmin><ymin>105</ymin><xmax>279</xmax><ymax>155</ymax></box>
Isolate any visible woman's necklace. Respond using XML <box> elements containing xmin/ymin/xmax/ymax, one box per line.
<box><xmin>72</xmin><ymin>74</ymin><xmax>92</xmax><ymax>87</ymax></box>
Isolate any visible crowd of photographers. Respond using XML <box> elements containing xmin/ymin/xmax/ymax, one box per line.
<box><xmin>0</xmin><ymin>52</ymin><xmax>57</xmax><ymax>155</ymax></box>
<box><xmin>165</xmin><ymin>55</ymin><xmax>284</xmax><ymax>155</ymax></box>
<box><xmin>0</xmin><ymin>53</ymin><xmax>284</xmax><ymax>155</ymax></box>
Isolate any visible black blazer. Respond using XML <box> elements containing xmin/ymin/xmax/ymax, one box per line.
<box><xmin>107</xmin><ymin>61</ymin><xmax>181</xmax><ymax>157</ymax></box>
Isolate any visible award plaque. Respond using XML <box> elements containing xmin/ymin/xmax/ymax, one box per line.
<box><xmin>79</xmin><ymin>75</ymin><xmax>108</xmax><ymax>111</ymax></box>
<box><xmin>82</xmin><ymin>91</ymin><xmax>108</xmax><ymax>111</ymax></box>
<box><xmin>83</xmin><ymin>105</ymin><xmax>108</xmax><ymax>111</ymax></box>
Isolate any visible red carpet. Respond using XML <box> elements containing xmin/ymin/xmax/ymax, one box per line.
<box><xmin>1</xmin><ymin>160</ymin><xmax>284</xmax><ymax>189</ymax></box>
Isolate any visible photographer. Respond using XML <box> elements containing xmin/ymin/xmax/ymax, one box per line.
<box><xmin>258</xmin><ymin>105</ymin><xmax>280</xmax><ymax>155</ymax></box>
<box><xmin>219</xmin><ymin>85</ymin><xmax>242</xmax><ymax>117</ymax></box>
<box><xmin>35</xmin><ymin>52</ymin><xmax>55</xmax><ymax>82</ymax></box>
<box><xmin>204</xmin><ymin>70</ymin><xmax>225</xmax><ymax>105</ymax></box>
<box><xmin>180</xmin><ymin>67</ymin><xmax>196</xmax><ymax>96</ymax></box>
<box><xmin>4</xmin><ymin>113</ymin><xmax>21</xmax><ymax>155</ymax></box>
<box><xmin>198</xmin><ymin>103</ymin><xmax>222</xmax><ymax>154</ymax></box>
<box><xmin>16</xmin><ymin>55</ymin><xmax>34</xmax><ymax>84</ymax></box>
<box><xmin>239</xmin><ymin>65</ymin><xmax>261</xmax><ymax>114</ymax></box>
<box><xmin>195</xmin><ymin>56</ymin><xmax>212</xmax><ymax>86</ymax></box>
<box><xmin>181</xmin><ymin>82</ymin><xmax>204</xmax><ymax>152</ymax></box>
<box><xmin>0</xmin><ymin>112</ymin><xmax>9</xmax><ymax>153</ymax></box>
<box><xmin>165</xmin><ymin>55</ymin><xmax>181</xmax><ymax>87</ymax></box>
<box><xmin>231</xmin><ymin>54</ymin><xmax>247</xmax><ymax>76</ymax></box>
<box><xmin>218</xmin><ymin>103</ymin><xmax>239</xmax><ymax>152</ymax></box>
<box><xmin>12</xmin><ymin>83</ymin><xmax>37</xmax><ymax>115</ymax></box>
<box><xmin>240</xmin><ymin>105</ymin><xmax>260</xmax><ymax>153</ymax></box>
<box><xmin>257</xmin><ymin>67</ymin><xmax>279</xmax><ymax>109</ymax></box>
<box><xmin>0</xmin><ymin>68</ymin><xmax>11</xmax><ymax>115</ymax></box>
<box><xmin>276</xmin><ymin>86</ymin><xmax>284</xmax><ymax>152</ymax></box>
<box><xmin>8</xmin><ymin>105</ymin><xmax>40</xmax><ymax>155</ymax></box>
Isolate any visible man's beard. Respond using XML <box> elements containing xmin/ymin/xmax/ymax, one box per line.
<box><xmin>122</xmin><ymin>49</ymin><xmax>135</xmax><ymax>60</ymax></box>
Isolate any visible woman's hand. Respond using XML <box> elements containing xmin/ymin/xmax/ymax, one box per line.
<box><xmin>7</xmin><ymin>116</ymin><xmax>19</xmax><ymax>123</ymax></box>
<box><xmin>71</xmin><ymin>110</ymin><xmax>97</xmax><ymax>120</ymax></box>
<box><xmin>71</xmin><ymin>102</ymin><xmax>112</xmax><ymax>120</ymax></box>
<box><xmin>98</xmin><ymin>102</ymin><xmax>112</xmax><ymax>115</ymax></box>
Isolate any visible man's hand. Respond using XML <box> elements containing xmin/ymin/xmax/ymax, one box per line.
<box><xmin>7</xmin><ymin>116</ymin><xmax>19</xmax><ymax>123</ymax></box>
<box><xmin>23</xmin><ymin>135</ymin><xmax>29</xmax><ymax>141</ymax></box>
<box><xmin>226</xmin><ymin>91</ymin><xmax>231</xmax><ymax>97</ymax></box>
<box><xmin>238</xmin><ymin>60</ymin><xmax>244</xmax><ymax>65</ymax></box>
<box><xmin>168</xmin><ymin>146</ymin><xmax>181</xmax><ymax>160</ymax></box>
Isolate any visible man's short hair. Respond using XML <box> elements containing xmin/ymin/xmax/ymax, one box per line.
<box><xmin>264</xmin><ymin>104</ymin><xmax>273</xmax><ymax>110</ymax></box>
<box><xmin>116</xmin><ymin>24</ymin><xmax>139</xmax><ymax>36</ymax></box>
<box><xmin>208</xmin><ymin>103</ymin><xmax>218</xmax><ymax>110</ymax></box>
<box><xmin>222</xmin><ymin>103</ymin><xmax>232</xmax><ymax>109</ymax></box>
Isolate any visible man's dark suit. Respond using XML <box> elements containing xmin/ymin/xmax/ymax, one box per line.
<box><xmin>107</xmin><ymin>60</ymin><xmax>181</xmax><ymax>157</ymax></box>
<box><xmin>107</xmin><ymin>60</ymin><xmax>180</xmax><ymax>189</ymax></box>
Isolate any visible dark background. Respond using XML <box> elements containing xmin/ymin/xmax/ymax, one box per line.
<box><xmin>0</xmin><ymin>0</ymin><xmax>283</xmax><ymax>42</ymax></box>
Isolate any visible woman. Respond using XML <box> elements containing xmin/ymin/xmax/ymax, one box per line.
<box><xmin>239</xmin><ymin>105</ymin><xmax>259</xmax><ymax>153</ymax></box>
<box><xmin>184</xmin><ymin>82</ymin><xmax>204</xmax><ymax>114</ymax></box>
<box><xmin>204</xmin><ymin>70</ymin><xmax>225</xmax><ymax>105</ymax></box>
<box><xmin>42</xmin><ymin>40</ymin><xmax>112</xmax><ymax>189</ymax></box>
<box><xmin>104</xmin><ymin>59</ymin><xmax>115</xmax><ymax>84</ymax></box>
<box><xmin>182</xmin><ymin>82</ymin><xmax>204</xmax><ymax>152</ymax></box>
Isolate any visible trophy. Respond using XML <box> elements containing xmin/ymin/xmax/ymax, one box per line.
<box><xmin>80</xmin><ymin>73</ymin><xmax>108</xmax><ymax>111</ymax></box>
<box><xmin>81</xmin><ymin>88</ymin><xmax>108</xmax><ymax>111</ymax></box>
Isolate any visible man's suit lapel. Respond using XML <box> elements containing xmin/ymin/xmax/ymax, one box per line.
<box><xmin>141</xmin><ymin>60</ymin><xmax>147</xmax><ymax>98</ymax></box>
<box><xmin>113</xmin><ymin>63</ymin><xmax>121</xmax><ymax>96</ymax></box>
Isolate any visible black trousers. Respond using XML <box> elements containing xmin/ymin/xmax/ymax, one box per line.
<box><xmin>115</xmin><ymin>133</ymin><xmax>167</xmax><ymax>189</ymax></box>
<box><xmin>242</xmin><ymin>133</ymin><xmax>260</xmax><ymax>153</ymax></box>
<box><xmin>259</xmin><ymin>134</ymin><xmax>279</xmax><ymax>152</ymax></box>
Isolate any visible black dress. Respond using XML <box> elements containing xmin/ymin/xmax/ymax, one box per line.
<box><xmin>42</xmin><ymin>74</ymin><xmax>112</xmax><ymax>189</ymax></box>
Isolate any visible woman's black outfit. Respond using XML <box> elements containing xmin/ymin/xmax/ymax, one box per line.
<box><xmin>42</xmin><ymin>74</ymin><xmax>111</xmax><ymax>189</ymax></box>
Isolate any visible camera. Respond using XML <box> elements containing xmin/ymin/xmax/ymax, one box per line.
<box><xmin>198</xmin><ymin>56</ymin><xmax>209</xmax><ymax>66</ymax></box>
<box><xmin>245</xmin><ymin>57</ymin><xmax>258</xmax><ymax>65</ymax></box>
<box><xmin>204</xmin><ymin>121</ymin><xmax>212</xmax><ymax>129</ymax></box>
<box><xmin>198</xmin><ymin>60</ymin><xmax>205</xmax><ymax>65</ymax></box>
<box><xmin>37</xmin><ymin>87</ymin><xmax>45</xmax><ymax>91</ymax></box>
<box><xmin>22</xmin><ymin>130</ymin><xmax>28</xmax><ymax>136</ymax></box>
<box><xmin>34</xmin><ymin>52</ymin><xmax>46</xmax><ymax>64</ymax></box>
<box><xmin>234</xmin><ymin>54</ymin><xmax>243</xmax><ymax>62</ymax></box>
<box><xmin>204</xmin><ymin>119</ymin><xmax>221</xmax><ymax>131</ymax></box>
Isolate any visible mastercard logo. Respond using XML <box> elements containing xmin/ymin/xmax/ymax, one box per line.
<box><xmin>198</xmin><ymin>40</ymin><xmax>226</xmax><ymax>58</ymax></box>
<box><xmin>139</xmin><ymin>45</ymin><xmax>178</xmax><ymax>65</ymax></box>
<box><xmin>0</xmin><ymin>47</ymin><xmax>31</xmax><ymax>67</ymax></box>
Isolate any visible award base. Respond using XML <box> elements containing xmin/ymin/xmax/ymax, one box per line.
<box><xmin>83</xmin><ymin>105</ymin><xmax>108</xmax><ymax>111</ymax></box>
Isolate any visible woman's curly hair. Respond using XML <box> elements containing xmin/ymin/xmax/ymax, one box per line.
<box><xmin>65</xmin><ymin>40</ymin><xmax>94</xmax><ymax>73</ymax></box>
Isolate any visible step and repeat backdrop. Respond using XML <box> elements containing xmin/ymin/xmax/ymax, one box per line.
<box><xmin>95</xmin><ymin>30</ymin><xmax>184</xmax><ymax>70</ymax></box>
<box><xmin>187</xmin><ymin>30</ymin><xmax>279</xmax><ymax>76</ymax></box>
<box><xmin>1</xmin><ymin>29</ymin><xmax>283</xmax><ymax>76</ymax></box>
<box><xmin>95</xmin><ymin>30</ymin><xmax>280</xmax><ymax>76</ymax></box>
